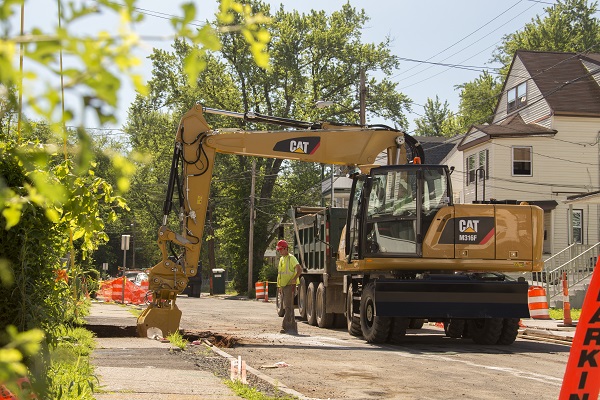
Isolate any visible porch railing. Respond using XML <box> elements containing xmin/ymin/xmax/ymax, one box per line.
<box><xmin>532</xmin><ymin>242</ymin><xmax>600</xmax><ymax>303</ymax></box>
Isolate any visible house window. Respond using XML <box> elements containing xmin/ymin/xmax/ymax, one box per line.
<box><xmin>507</xmin><ymin>82</ymin><xmax>527</xmax><ymax>112</ymax></box>
<box><xmin>572</xmin><ymin>209</ymin><xmax>583</xmax><ymax>244</ymax></box>
<box><xmin>466</xmin><ymin>149</ymin><xmax>489</xmax><ymax>185</ymax></box>
<box><xmin>512</xmin><ymin>146</ymin><xmax>532</xmax><ymax>176</ymax></box>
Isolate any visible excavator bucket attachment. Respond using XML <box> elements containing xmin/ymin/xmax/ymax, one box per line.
<box><xmin>137</xmin><ymin>303</ymin><xmax>182</xmax><ymax>338</ymax></box>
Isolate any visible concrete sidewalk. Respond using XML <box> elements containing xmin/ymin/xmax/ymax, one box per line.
<box><xmin>87</xmin><ymin>301</ymin><xmax>242</xmax><ymax>399</ymax></box>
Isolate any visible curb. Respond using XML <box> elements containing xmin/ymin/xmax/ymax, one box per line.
<box><xmin>202</xmin><ymin>340</ymin><xmax>313</xmax><ymax>400</ymax></box>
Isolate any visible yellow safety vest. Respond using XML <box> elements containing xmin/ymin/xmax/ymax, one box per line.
<box><xmin>277</xmin><ymin>254</ymin><xmax>299</xmax><ymax>287</ymax></box>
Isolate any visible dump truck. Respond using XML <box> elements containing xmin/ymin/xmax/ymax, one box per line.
<box><xmin>137</xmin><ymin>104</ymin><xmax>543</xmax><ymax>345</ymax></box>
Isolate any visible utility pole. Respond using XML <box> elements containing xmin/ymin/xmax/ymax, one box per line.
<box><xmin>248</xmin><ymin>159</ymin><xmax>256</xmax><ymax>298</ymax></box>
<box><xmin>330</xmin><ymin>165</ymin><xmax>335</xmax><ymax>207</ymax></box>
<box><xmin>359</xmin><ymin>69</ymin><xmax>366</xmax><ymax>126</ymax></box>
<box><xmin>131</xmin><ymin>217</ymin><xmax>135</xmax><ymax>270</ymax></box>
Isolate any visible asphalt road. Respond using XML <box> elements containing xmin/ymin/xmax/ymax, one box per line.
<box><xmin>177</xmin><ymin>295</ymin><xmax>570</xmax><ymax>400</ymax></box>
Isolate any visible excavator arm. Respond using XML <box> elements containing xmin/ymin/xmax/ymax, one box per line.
<box><xmin>137</xmin><ymin>104</ymin><xmax>422</xmax><ymax>337</ymax></box>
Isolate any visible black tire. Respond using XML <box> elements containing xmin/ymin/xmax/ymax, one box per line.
<box><xmin>298</xmin><ymin>277</ymin><xmax>307</xmax><ymax>320</ymax></box>
<box><xmin>275</xmin><ymin>288</ymin><xmax>285</xmax><ymax>317</ymax></box>
<box><xmin>388</xmin><ymin>317</ymin><xmax>410</xmax><ymax>344</ymax></box>
<box><xmin>306</xmin><ymin>282</ymin><xmax>317</xmax><ymax>326</ymax></box>
<box><xmin>346</xmin><ymin>284</ymin><xmax>361</xmax><ymax>336</ymax></box>
<box><xmin>468</xmin><ymin>318</ymin><xmax>504</xmax><ymax>345</ymax></box>
<box><xmin>408</xmin><ymin>318</ymin><xmax>424</xmax><ymax>329</ymax></box>
<box><xmin>316</xmin><ymin>283</ymin><xmax>335</xmax><ymax>328</ymax></box>
<box><xmin>333</xmin><ymin>313</ymin><xmax>347</xmax><ymax>328</ymax></box>
<box><xmin>497</xmin><ymin>318</ymin><xmax>520</xmax><ymax>345</ymax></box>
<box><xmin>360</xmin><ymin>282</ymin><xmax>391</xmax><ymax>343</ymax></box>
<box><xmin>444</xmin><ymin>319</ymin><xmax>465</xmax><ymax>338</ymax></box>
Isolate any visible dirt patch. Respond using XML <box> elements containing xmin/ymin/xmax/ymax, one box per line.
<box><xmin>182</xmin><ymin>330</ymin><xmax>240</xmax><ymax>348</ymax></box>
<box><xmin>86</xmin><ymin>324</ymin><xmax>138</xmax><ymax>337</ymax></box>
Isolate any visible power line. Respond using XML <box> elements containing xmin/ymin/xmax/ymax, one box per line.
<box><xmin>399</xmin><ymin>1</ymin><xmax>541</xmax><ymax>89</ymax></box>
<box><xmin>395</xmin><ymin>0</ymin><xmax>531</xmax><ymax>79</ymax></box>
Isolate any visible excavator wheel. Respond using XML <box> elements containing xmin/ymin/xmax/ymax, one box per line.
<box><xmin>408</xmin><ymin>318</ymin><xmax>425</xmax><ymax>329</ymax></box>
<box><xmin>316</xmin><ymin>282</ymin><xmax>335</xmax><ymax>328</ymax></box>
<box><xmin>496</xmin><ymin>318</ymin><xmax>520</xmax><ymax>345</ymax></box>
<box><xmin>467</xmin><ymin>318</ymin><xmax>504</xmax><ymax>345</ymax></box>
<box><xmin>346</xmin><ymin>284</ymin><xmax>361</xmax><ymax>337</ymax></box>
<box><xmin>444</xmin><ymin>319</ymin><xmax>466</xmax><ymax>339</ymax></box>
<box><xmin>360</xmin><ymin>282</ymin><xmax>391</xmax><ymax>343</ymax></box>
<box><xmin>305</xmin><ymin>282</ymin><xmax>317</xmax><ymax>326</ymax></box>
<box><xmin>388</xmin><ymin>317</ymin><xmax>410</xmax><ymax>344</ymax></box>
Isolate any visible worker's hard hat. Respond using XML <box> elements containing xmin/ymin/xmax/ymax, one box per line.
<box><xmin>276</xmin><ymin>240</ymin><xmax>288</xmax><ymax>250</ymax></box>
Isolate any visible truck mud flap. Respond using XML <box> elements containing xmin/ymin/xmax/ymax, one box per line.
<box><xmin>374</xmin><ymin>279</ymin><xmax>530</xmax><ymax>319</ymax></box>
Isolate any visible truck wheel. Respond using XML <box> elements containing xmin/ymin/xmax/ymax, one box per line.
<box><xmin>360</xmin><ymin>282</ymin><xmax>391</xmax><ymax>343</ymax></box>
<box><xmin>497</xmin><ymin>318</ymin><xmax>520</xmax><ymax>345</ymax></box>
<box><xmin>346</xmin><ymin>284</ymin><xmax>361</xmax><ymax>337</ymax></box>
<box><xmin>388</xmin><ymin>317</ymin><xmax>410</xmax><ymax>344</ymax></box>
<box><xmin>467</xmin><ymin>318</ymin><xmax>503</xmax><ymax>345</ymax></box>
<box><xmin>298</xmin><ymin>277</ymin><xmax>307</xmax><ymax>320</ymax></box>
<box><xmin>444</xmin><ymin>319</ymin><xmax>465</xmax><ymax>338</ymax></box>
<box><xmin>275</xmin><ymin>288</ymin><xmax>285</xmax><ymax>317</ymax></box>
<box><xmin>306</xmin><ymin>282</ymin><xmax>317</xmax><ymax>326</ymax></box>
<box><xmin>316</xmin><ymin>283</ymin><xmax>334</xmax><ymax>328</ymax></box>
<box><xmin>408</xmin><ymin>318</ymin><xmax>424</xmax><ymax>329</ymax></box>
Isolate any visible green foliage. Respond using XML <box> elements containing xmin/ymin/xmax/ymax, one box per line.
<box><xmin>493</xmin><ymin>0</ymin><xmax>600</xmax><ymax>69</ymax></box>
<box><xmin>456</xmin><ymin>0</ymin><xmax>600</xmax><ymax>133</ymax></box>
<box><xmin>548</xmin><ymin>308</ymin><xmax>581</xmax><ymax>321</ymax></box>
<box><xmin>414</xmin><ymin>96</ymin><xmax>456</xmax><ymax>137</ymax></box>
<box><xmin>454</xmin><ymin>71</ymin><xmax>501</xmax><ymax>129</ymax></box>
<box><xmin>225</xmin><ymin>379</ymin><xmax>296</xmax><ymax>400</ymax></box>
<box><xmin>47</xmin><ymin>326</ymin><xmax>96</xmax><ymax>400</ymax></box>
<box><xmin>0</xmin><ymin>326</ymin><xmax>44</xmax><ymax>388</ymax></box>
<box><xmin>167</xmin><ymin>330</ymin><xmax>187</xmax><ymax>350</ymax></box>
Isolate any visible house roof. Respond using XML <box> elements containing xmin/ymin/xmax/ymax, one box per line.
<box><xmin>565</xmin><ymin>190</ymin><xmax>600</xmax><ymax>204</ymax></box>
<box><xmin>516</xmin><ymin>50</ymin><xmax>600</xmax><ymax>117</ymax></box>
<box><xmin>414</xmin><ymin>136</ymin><xmax>458</xmax><ymax>164</ymax></box>
<box><xmin>457</xmin><ymin>114</ymin><xmax>557</xmax><ymax>151</ymax></box>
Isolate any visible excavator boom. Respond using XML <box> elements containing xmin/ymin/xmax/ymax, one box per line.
<box><xmin>137</xmin><ymin>105</ymin><xmax>420</xmax><ymax>337</ymax></box>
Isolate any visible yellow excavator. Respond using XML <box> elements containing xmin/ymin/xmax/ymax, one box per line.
<box><xmin>137</xmin><ymin>104</ymin><xmax>543</xmax><ymax>345</ymax></box>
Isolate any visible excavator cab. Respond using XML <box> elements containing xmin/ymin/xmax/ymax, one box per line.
<box><xmin>346</xmin><ymin>164</ymin><xmax>452</xmax><ymax>261</ymax></box>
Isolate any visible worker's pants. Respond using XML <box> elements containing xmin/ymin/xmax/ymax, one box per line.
<box><xmin>281</xmin><ymin>285</ymin><xmax>297</xmax><ymax>334</ymax></box>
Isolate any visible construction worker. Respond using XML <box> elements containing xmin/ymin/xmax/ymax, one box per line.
<box><xmin>276</xmin><ymin>240</ymin><xmax>302</xmax><ymax>334</ymax></box>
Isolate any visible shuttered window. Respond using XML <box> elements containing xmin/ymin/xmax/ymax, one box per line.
<box><xmin>466</xmin><ymin>149</ymin><xmax>489</xmax><ymax>185</ymax></box>
<box><xmin>572</xmin><ymin>209</ymin><xmax>583</xmax><ymax>244</ymax></box>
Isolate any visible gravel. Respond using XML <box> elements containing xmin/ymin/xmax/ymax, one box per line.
<box><xmin>179</xmin><ymin>337</ymin><xmax>295</xmax><ymax>399</ymax></box>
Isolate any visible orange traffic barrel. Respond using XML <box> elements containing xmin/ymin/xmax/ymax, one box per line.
<box><xmin>528</xmin><ymin>286</ymin><xmax>550</xmax><ymax>319</ymax></box>
<box><xmin>255</xmin><ymin>281</ymin><xmax>265</xmax><ymax>299</ymax></box>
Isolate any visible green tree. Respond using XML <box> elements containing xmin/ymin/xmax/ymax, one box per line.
<box><xmin>454</xmin><ymin>71</ymin><xmax>501</xmax><ymax>130</ymax></box>
<box><xmin>414</xmin><ymin>96</ymin><xmax>455</xmax><ymax>137</ymax></box>
<box><xmin>454</xmin><ymin>0</ymin><xmax>600</xmax><ymax>134</ymax></box>
<box><xmin>493</xmin><ymin>0</ymin><xmax>600</xmax><ymax>68</ymax></box>
<box><xmin>1</xmin><ymin>0</ymin><xmax>270</xmax><ymax>394</ymax></box>
<box><xmin>127</xmin><ymin>2</ymin><xmax>412</xmax><ymax>293</ymax></box>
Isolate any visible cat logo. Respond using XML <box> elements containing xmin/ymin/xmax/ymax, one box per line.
<box><xmin>459</xmin><ymin>219</ymin><xmax>479</xmax><ymax>233</ymax></box>
<box><xmin>290</xmin><ymin>140</ymin><xmax>310</xmax><ymax>153</ymax></box>
<box><xmin>273</xmin><ymin>137</ymin><xmax>320</xmax><ymax>155</ymax></box>
<box><xmin>458</xmin><ymin>219</ymin><xmax>480</xmax><ymax>242</ymax></box>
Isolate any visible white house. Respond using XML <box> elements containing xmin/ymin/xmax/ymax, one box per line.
<box><xmin>458</xmin><ymin>50</ymin><xmax>600</xmax><ymax>255</ymax></box>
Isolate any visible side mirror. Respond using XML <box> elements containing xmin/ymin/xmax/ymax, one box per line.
<box><xmin>314</xmin><ymin>214</ymin><xmax>321</xmax><ymax>240</ymax></box>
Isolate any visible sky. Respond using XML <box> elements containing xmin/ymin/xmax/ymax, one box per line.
<box><xmin>13</xmin><ymin>0</ymin><xmax>559</xmax><ymax>135</ymax></box>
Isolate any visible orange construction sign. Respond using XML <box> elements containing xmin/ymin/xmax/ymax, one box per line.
<box><xmin>559</xmin><ymin>257</ymin><xmax>600</xmax><ymax>400</ymax></box>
